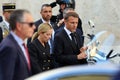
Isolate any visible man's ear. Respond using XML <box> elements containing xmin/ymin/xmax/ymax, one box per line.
<box><xmin>16</xmin><ymin>22</ymin><xmax>21</xmax><ymax>31</ymax></box>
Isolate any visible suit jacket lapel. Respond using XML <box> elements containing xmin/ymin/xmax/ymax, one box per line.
<box><xmin>76</xmin><ymin>31</ymin><xmax>83</xmax><ymax>48</ymax></box>
<box><xmin>62</xmin><ymin>29</ymin><xmax>77</xmax><ymax>51</ymax></box>
<box><xmin>9</xmin><ymin>34</ymin><xmax>29</xmax><ymax>71</ymax></box>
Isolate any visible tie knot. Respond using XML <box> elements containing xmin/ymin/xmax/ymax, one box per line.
<box><xmin>70</xmin><ymin>32</ymin><xmax>77</xmax><ymax>46</ymax></box>
<box><xmin>22</xmin><ymin>43</ymin><xmax>25</xmax><ymax>45</ymax></box>
<box><xmin>22</xmin><ymin>43</ymin><xmax>27</xmax><ymax>48</ymax></box>
<box><xmin>70</xmin><ymin>32</ymin><xmax>76</xmax><ymax>37</ymax></box>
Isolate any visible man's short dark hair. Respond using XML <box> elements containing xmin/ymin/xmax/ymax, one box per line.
<box><xmin>41</xmin><ymin>4</ymin><xmax>51</xmax><ymax>11</ymax></box>
<box><xmin>64</xmin><ymin>12</ymin><xmax>79</xmax><ymax>20</ymax></box>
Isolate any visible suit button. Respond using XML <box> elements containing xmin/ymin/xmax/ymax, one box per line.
<box><xmin>47</xmin><ymin>67</ymin><xmax>50</xmax><ymax>69</ymax></box>
<box><xmin>44</xmin><ymin>60</ymin><xmax>46</xmax><ymax>62</ymax></box>
<box><xmin>43</xmin><ymin>67</ymin><xmax>45</xmax><ymax>70</ymax></box>
<box><xmin>48</xmin><ymin>60</ymin><xmax>50</xmax><ymax>62</ymax></box>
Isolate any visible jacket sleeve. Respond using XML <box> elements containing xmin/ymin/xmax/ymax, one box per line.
<box><xmin>0</xmin><ymin>45</ymin><xmax>17</xmax><ymax>80</ymax></box>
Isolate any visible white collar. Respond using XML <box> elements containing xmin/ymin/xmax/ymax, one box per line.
<box><xmin>41</xmin><ymin>18</ymin><xmax>51</xmax><ymax>25</ymax></box>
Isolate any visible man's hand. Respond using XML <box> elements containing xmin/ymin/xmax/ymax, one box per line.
<box><xmin>77</xmin><ymin>46</ymin><xmax>88</xmax><ymax>59</ymax></box>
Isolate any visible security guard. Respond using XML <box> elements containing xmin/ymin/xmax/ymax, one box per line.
<box><xmin>0</xmin><ymin>3</ymin><xmax>16</xmax><ymax>38</ymax></box>
<box><xmin>50</xmin><ymin>0</ymin><xmax>75</xmax><ymax>23</ymax></box>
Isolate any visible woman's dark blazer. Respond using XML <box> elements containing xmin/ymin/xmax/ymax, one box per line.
<box><xmin>28</xmin><ymin>39</ymin><xmax>54</xmax><ymax>75</ymax></box>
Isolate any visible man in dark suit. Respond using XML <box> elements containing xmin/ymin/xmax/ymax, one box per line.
<box><xmin>55</xmin><ymin>8</ymin><xmax>83</xmax><ymax>39</ymax></box>
<box><xmin>28</xmin><ymin>4</ymin><xmax>57</xmax><ymax>54</ymax></box>
<box><xmin>0</xmin><ymin>9</ymin><xmax>36</xmax><ymax>80</ymax></box>
<box><xmin>34</xmin><ymin>4</ymin><xmax>57</xmax><ymax>32</ymax></box>
<box><xmin>53</xmin><ymin>12</ymin><xmax>87</xmax><ymax>67</ymax></box>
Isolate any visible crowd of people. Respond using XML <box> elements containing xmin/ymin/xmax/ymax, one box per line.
<box><xmin>1</xmin><ymin>0</ymin><xmax>118</xmax><ymax>80</ymax></box>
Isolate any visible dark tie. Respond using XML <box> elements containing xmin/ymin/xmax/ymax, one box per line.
<box><xmin>23</xmin><ymin>43</ymin><xmax>31</xmax><ymax>70</ymax></box>
<box><xmin>70</xmin><ymin>32</ymin><xmax>77</xmax><ymax>45</ymax></box>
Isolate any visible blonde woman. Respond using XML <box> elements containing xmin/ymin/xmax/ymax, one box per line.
<box><xmin>28</xmin><ymin>23</ymin><xmax>54</xmax><ymax>75</ymax></box>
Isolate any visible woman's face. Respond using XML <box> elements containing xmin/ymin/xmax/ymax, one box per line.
<box><xmin>40</xmin><ymin>29</ymin><xmax>53</xmax><ymax>43</ymax></box>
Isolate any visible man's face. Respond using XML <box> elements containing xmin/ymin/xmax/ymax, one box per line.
<box><xmin>3</xmin><ymin>11</ymin><xmax>13</xmax><ymax>22</ymax></box>
<box><xmin>64</xmin><ymin>16</ymin><xmax>78</xmax><ymax>32</ymax></box>
<box><xmin>40</xmin><ymin>6</ymin><xmax>52</xmax><ymax>21</ymax></box>
<box><xmin>16</xmin><ymin>13</ymin><xmax>36</xmax><ymax>40</ymax></box>
<box><xmin>60</xmin><ymin>3</ymin><xmax>66</xmax><ymax>11</ymax></box>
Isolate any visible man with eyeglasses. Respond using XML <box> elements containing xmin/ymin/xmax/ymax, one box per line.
<box><xmin>0</xmin><ymin>9</ymin><xmax>36</xmax><ymax>80</ymax></box>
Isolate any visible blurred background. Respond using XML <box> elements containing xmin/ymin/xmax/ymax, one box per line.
<box><xmin>0</xmin><ymin>0</ymin><xmax>120</xmax><ymax>63</ymax></box>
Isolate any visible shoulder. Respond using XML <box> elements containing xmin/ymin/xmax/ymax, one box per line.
<box><xmin>55</xmin><ymin>28</ymin><xmax>65</xmax><ymax>36</ymax></box>
<box><xmin>0</xmin><ymin>27</ymin><xmax>1</xmax><ymax>29</ymax></box>
<box><xmin>28</xmin><ymin>39</ymin><xmax>40</xmax><ymax>49</ymax></box>
<box><xmin>1</xmin><ymin>34</ymin><xmax>15</xmax><ymax>45</ymax></box>
<box><xmin>76</xmin><ymin>29</ymin><xmax>83</xmax><ymax>35</ymax></box>
<box><xmin>35</xmin><ymin>19</ymin><xmax>42</xmax><ymax>27</ymax></box>
<box><xmin>28</xmin><ymin>39</ymin><xmax>38</xmax><ymax>46</ymax></box>
<box><xmin>0</xmin><ymin>34</ymin><xmax>18</xmax><ymax>55</ymax></box>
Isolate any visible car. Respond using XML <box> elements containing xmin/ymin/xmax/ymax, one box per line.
<box><xmin>25</xmin><ymin>62</ymin><xmax>119</xmax><ymax>80</ymax></box>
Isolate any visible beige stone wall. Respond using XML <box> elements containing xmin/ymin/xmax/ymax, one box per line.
<box><xmin>0</xmin><ymin>0</ymin><xmax>59</xmax><ymax>20</ymax></box>
<box><xmin>0</xmin><ymin>0</ymin><xmax>120</xmax><ymax>46</ymax></box>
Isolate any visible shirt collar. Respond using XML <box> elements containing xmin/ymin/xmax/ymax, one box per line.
<box><xmin>41</xmin><ymin>18</ymin><xmax>51</xmax><ymax>25</ymax></box>
<box><xmin>10</xmin><ymin>31</ymin><xmax>24</xmax><ymax>45</ymax></box>
<box><xmin>64</xmin><ymin>26</ymin><xmax>72</xmax><ymax>36</ymax></box>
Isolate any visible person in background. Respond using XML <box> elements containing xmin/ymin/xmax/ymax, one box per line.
<box><xmin>0</xmin><ymin>3</ymin><xmax>16</xmax><ymax>38</ymax></box>
<box><xmin>53</xmin><ymin>12</ymin><xmax>87</xmax><ymax>67</ymax></box>
<box><xmin>0</xmin><ymin>16</ymin><xmax>3</xmax><ymax>22</ymax></box>
<box><xmin>55</xmin><ymin>8</ymin><xmax>84</xmax><ymax>46</ymax></box>
<box><xmin>0</xmin><ymin>9</ymin><xmax>36</xmax><ymax>80</ymax></box>
<box><xmin>56</xmin><ymin>8</ymin><xmax>83</xmax><ymax>35</ymax></box>
<box><xmin>0</xmin><ymin>16</ymin><xmax>3</xmax><ymax>42</ymax></box>
<box><xmin>27</xmin><ymin>4</ymin><xmax>57</xmax><ymax>54</ymax></box>
<box><xmin>34</xmin><ymin>4</ymin><xmax>57</xmax><ymax>31</ymax></box>
<box><xmin>50</xmin><ymin>0</ymin><xmax>68</xmax><ymax>24</ymax></box>
<box><xmin>0</xmin><ymin>27</ymin><xmax>3</xmax><ymax>43</ymax></box>
<box><xmin>28</xmin><ymin>23</ymin><xmax>55</xmax><ymax>75</ymax></box>
<box><xmin>50</xmin><ymin>0</ymin><xmax>76</xmax><ymax>24</ymax></box>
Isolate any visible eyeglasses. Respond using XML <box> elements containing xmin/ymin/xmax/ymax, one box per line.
<box><xmin>20</xmin><ymin>22</ymin><xmax>35</xmax><ymax>27</ymax></box>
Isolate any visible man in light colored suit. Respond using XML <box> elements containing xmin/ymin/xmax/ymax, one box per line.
<box><xmin>0</xmin><ymin>3</ymin><xmax>16</xmax><ymax>38</ymax></box>
<box><xmin>0</xmin><ymin>9</ymin><xmax>36</xmax><ymax>80</ymax></box>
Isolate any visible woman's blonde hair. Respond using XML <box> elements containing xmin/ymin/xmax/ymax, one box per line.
<box><xmin>31</xmin><ymin>23</ymin><xmax>53</xmax><ymax>42</ymax></box>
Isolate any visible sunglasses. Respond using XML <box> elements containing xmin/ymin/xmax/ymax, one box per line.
<box><xmin>20</xmin><ymin>22</ymin><xmax>35</xmax><ymax>27</ymax></box>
